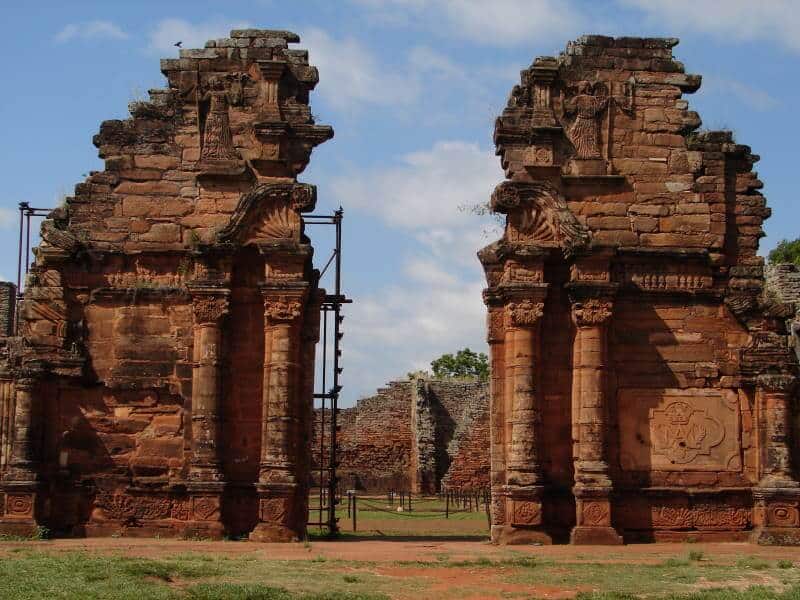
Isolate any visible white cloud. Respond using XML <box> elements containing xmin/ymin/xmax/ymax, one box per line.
<box><xmin>0</xmin><ymin>208</ymin><xmax>15</xmax><ymax>229</ymax></box>
<box><xmin>702</xmin><ymin>76</ymin><xmax>779</xmax><ymax>111</ymax></box>
<box><xmin>331</xmin><ymin>140</ymin><xmax>502</xmax><ymax>401</ymax></box>
<box><xmin>302</xmin><ymin>28</ymin><xmax>517</xmax><ymax>122</ymax></box>
<box><xmin>331</xmin><ymin>140</ymin><xmax>501</xmax><ymax>231</ymax></box>
<box><xmin>352</xmin><ymin>0</ymin><xmax>583</xmax><ymax>46</ymax></box>
<box><xmin>343</xmin><ymin>262</ymin><xmax>487</xmax><ymax>401</ymax></box>
<box><xmin>620</xmin><ymin>0</ymin><xmax>800</xmax><ymax>53</ymax></box>
<box><xmin>54</xmin><ymin>20</ymin><xmax>128</xmax><ymax>43</ymax></box>
<box><xmin>147</xmin><ymin>18</ymin><xmax>251</xmax><ymax>53</ymax></box>
<box><xmin>302</xmin><ymin>28</ymin><xmax>419</xmax><ymax>109</ymax></box>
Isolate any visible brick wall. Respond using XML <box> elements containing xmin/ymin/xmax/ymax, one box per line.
<box><xmin>0</xmin><ymin>283</ymin><xmax>16</xmax><ymax>337</ymax></box>
<box><xmin>313</xmin><ymin>378</ymin><xmax>489</xmax><ymax>493</ymax></box>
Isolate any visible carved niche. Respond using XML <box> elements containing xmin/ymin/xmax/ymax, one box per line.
<box><xmin>619</xmin><ymin>389</ymin><xmax>741</xmax><ymax>472</ymax></box>
<box><xmin>491</xmin><ymin>181</ymin><xmax>590</xmax><ymax>255</ymax></box>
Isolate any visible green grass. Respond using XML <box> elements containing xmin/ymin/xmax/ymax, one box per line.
<box><xmin>0</xmin><ymin>548</ymin><xmax>799</xmax><ymax>599</ymax></box>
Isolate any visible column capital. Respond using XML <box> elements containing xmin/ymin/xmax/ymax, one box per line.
<box><xmin>192</xmin><ymin>295</ymin><xmax>230</xmax><ymax>325</ymax></box>
<box><xmin>263</xmin><ymin>293</ymin><xmax>305</xmax><ymax>323</ymax></box>
<box><xmin>506</xmin><ymin>300</ymin><xmax>545</xmax><ymax>327</ymax></box>
<box><xmin>571</xmin><ymin>298</ymin><xmax>614</xmax><ymax>327</ymax></box>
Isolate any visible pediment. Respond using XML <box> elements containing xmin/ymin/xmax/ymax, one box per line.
<box><xmin>217</xmin><ymin>182</ymin><xmax>316</xmax><ymax>245</ymax></box>
<box><xmin>491</xmin><ymin>181</ymin><xmax>589</xmax><ymax>255</ymax></box>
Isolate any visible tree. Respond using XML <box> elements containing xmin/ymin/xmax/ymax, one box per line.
<box><xmin>430</xmin><ymin>348</ymin><xmax>489</xmax><ymax>382</ymax></box>
<box><xmin>769</xmin><ymin>238</ymin><xmax>800</xmax><ymax>266</ymax></box>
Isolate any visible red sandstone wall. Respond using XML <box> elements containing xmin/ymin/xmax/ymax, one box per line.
<box><xmin>313</xmin><ymin>379</ymin><xmax>490</xmax><ymax>493</ymax></box>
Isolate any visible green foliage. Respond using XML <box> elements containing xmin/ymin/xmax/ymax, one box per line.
<box><xmin>430</xmin><ymin>348</ymin><xmax>489</xmax><ymax>382</ymax></box>
<box><xmin>769</xmin><ymin>238</ymin><xmax>800</xmax><ymax>266</ymax></box>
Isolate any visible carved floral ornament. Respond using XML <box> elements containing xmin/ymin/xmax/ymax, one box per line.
<box><xmin>491</xmin><ymin>182</ymin><xmax>590</xmax><ymax>255</ymax></box>
<box><xmin>571</xmin><ymin>298</ymin><xmax>613</xmax><ymax>327</ymax></box>
<box><xmin>506</xmin><ymin>300</ymin><xmax>545</xmax><ymax>327</ymax></box>
<box><xmin>193</xmin><ymin>296</ymin><xmax>230</xmax><ymax>324</ymax></box>
<box><xmin>264</xmin><ymin>295</ymin><xmax>304</xmax><ymax>322</ymax></box>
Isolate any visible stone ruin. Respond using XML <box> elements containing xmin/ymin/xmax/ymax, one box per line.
<box><xmin>1</xmin><ymin>29</ymin><xmax>799</xmax><ymax>546</ymax></box>
<box><xmin>481</xmin><ymin>35</ymin><xmax>800</xmax><ymax>544</ymax></box>
<box><xmin>0</xmin><ymin>29</ymin><xmax>332</xmax><ymax>541</ymax></box>
<box><xmin>313</xmin><ymin>377</ymin><xmax>490</xmax><ymax>494</ymax></box>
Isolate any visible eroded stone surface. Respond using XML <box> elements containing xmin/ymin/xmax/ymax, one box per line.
<box><xmin>313</xmin><ymin>378</ymin><xmax>490</xmax><ymax>493</ymax></box>
<box><xmin>0</xmin><ymin>28</ymin><xmax>330</xmax><ymax>541</ymax></box>
<box><xmin>481</xmin><ymin>35</ymin><xmax>800</xmax><ymax>545</ymax></box>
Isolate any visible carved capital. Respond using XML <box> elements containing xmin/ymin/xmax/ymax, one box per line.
<box><xmin>193</xmin><ymin>297</ymin><xmax>230</xmax><ymax>325</ymax></box>
<box><xmin>264</xmin><ymin>295</ymin><xmax>304</xmax><ymax>323</ymax></box>
<box><xmin>757</xmin><ymin>374</ymin><xmax>797</xmax><ymax>394</ymax></box>
<box><xmin>571</xmin><ymin>298</ymin><xmax>613</xmax><ymax>327</ymax></box>
<box><xmin>507</xmin><ymin>300</ymin><xmax>545</xmax><ymax>327</ymax></box>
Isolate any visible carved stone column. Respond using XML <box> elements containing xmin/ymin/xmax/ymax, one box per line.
<box><xmin>753</xmin><ymin>374</ymin><xmax>800</xmax><ymax>544</ymax></box>
<box><xmin>0</xmin><ymin>371</ymin><xmax>43</xmax><ymax>536</ymax></box>
<box><xmin>184</xmin><ymin>291</ymin><xmax>230</xmax><ymax>538</ymax></box>
<box><xmin>188</xmin><ymin>292</ymin><xmax>229</xmax><ymax>483</ymax></box>
<box><xmin>251</xmin><ymin>287</ymin><xmax>306</xmax><ymax>542</ymax></box>
<box><xmin>569</xmin><ymin>296</ymin><xmax>622</xmax><ymax>545</ymax></box>
<box><xmin>501</xmin><ymin>292</ymin><xmax>552</xmax><ymax>544</ymax></box>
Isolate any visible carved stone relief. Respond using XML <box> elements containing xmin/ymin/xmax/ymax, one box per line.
<box><xmin>619</xmin><ymin>389</ymin><xmax>741</xmax><ymax>472</ymax></box>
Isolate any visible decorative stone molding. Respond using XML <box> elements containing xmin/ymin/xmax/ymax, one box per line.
<box><xmin>264</xmin><ymin>295</ymin><xmax>303</xmax><ymax>323</ymax></box>
<box><xmin>506</xmin><ymin>300</ymin><xmax>544</xmax><ymax>327</ymax></box>
<box><xmin>490</xmin><ymin>181</ymin><xmax>590</xmax><ymax>255</ymax></box>
<box><xmin>192</xmin><ymin>296</ymin><xmax>230</xmax><ymax>325</ymax></box>
<box><xmin>571</xmin><ymin>298</ymin><xmax>613</xmax><ymax>327</ymax></box>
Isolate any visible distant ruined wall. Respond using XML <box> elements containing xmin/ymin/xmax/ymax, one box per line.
<box><xmin>313</xmin><ymin>378</ymin><xmax>489</xmax><ymax>493</ymax></box>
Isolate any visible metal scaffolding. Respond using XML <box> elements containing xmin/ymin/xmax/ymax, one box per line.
<box><xmin>304</xmin><ymin>208</ymin><xmax>349</xmax><ymax>537</ymax></box>
<box><xmin>15</xmin><ymin>202</ymin><xmax>49</xmax><ymax>334</ymax></box>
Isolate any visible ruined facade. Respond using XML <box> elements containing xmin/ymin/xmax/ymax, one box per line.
<box><xmin>313</xmin><ymin>378</ymin><xmax>490</xmax><ymax>494</ymax></box>
<box><xmin>0</xmin><ymin>29</ymin><xmax>332</xmax><ymax>541</ymax></box>
<box><xmin>481</xmin><ymin>36</ymin><xmax>800</xmax><ymax>544</ymax></box>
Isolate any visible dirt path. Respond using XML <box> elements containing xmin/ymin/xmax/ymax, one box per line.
<box><xmin>2</xmin><ymin>538</ymin><xmax>800</xmax><ymax>563</ymax></box>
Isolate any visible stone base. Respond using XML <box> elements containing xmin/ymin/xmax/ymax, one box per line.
<box><xmin>570</xmin><ymin>526</ymin><xmax>623</xmax><ymax>545</ymax></box>
<box><xmin>0</xmin><ymin>520</ymin><xmax>42</xmax><ymax>538</ymax></box>
<box><xmin>84</xmin><ymin>520</ymin><xmax>225</xmax><ymax>540</ymax></box>
<box><xmin>753</xmin><ymin>527</ymin><xmax>800</xmax><ymax>546</ymax></box>
<box><xmin>491</xmin><ymin>525</ymin><xmax>553</xmax><ymax>545</ymax></box>
<box><xmin>250</xmin><ymin>522</ymin><xmax>299</xmax><ymax>542</ymax></box>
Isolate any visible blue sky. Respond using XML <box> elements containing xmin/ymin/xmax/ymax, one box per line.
<box><xmin>1</xmin><ymin>1</ymin><xmax>799</xmax><ymax>403</ymax></box>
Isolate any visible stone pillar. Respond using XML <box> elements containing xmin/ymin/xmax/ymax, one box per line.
<box><xmin>753</xmin><ymin>374</ymin><xmax>800</xmax><ymax>544</ymax></box>
<box><xmin>189</xmin><ymin>293</ymin><xmax>229</xmax><ymax>483</ymax></box>
<box><xmin>0</xmin><ymin>372</ymin><xmax>43</xmax><ymax>536</ymax></box>
<box><xmin>501</xmin><ymin>295</ymin><xmax>551</xmax><ymax>544</ymax></box>
<box><xmin>0</xmin><ymin>378</ymin><xmax>14</xmax><ymax>473</ymax></box>
<box><xmin>569</xmin><ymin>297</ymin><xmax>622</xmax><ymax>545</ymax></box>
<box><xmin>185</xmin><ymin>291</ymin><xmax>229</xmax><ymax>538</ymax></box>
<box><xmin>251</xmin><ymin>288</ymin><xmax>306</xmax><ymax>542</ymax></box>
<box><xmin>485</xmin><ymin>302</ymin><xmax>508</xmax><ymax>540</ymax></box>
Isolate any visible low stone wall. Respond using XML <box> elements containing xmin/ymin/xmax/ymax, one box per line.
<box><xmin>313</xmin><ymin>378</ymin><xmax>489</xmax><ymax>493</ymax></box>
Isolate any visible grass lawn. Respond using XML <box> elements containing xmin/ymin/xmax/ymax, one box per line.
<box><xmin>308</xmin><ymin>495</ymin><xmax>490</xmax><ymax>539</ymax></box>
<box><xmin>2</xmin><ymin>543</ymin><xmax>800</xmax><ymax>599</ymax></box>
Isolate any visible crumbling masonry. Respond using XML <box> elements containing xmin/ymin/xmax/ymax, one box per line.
<box><xmin>481</xmin><ymin>36</ymin><xmax>800</xmax><ymax>544</ymax></box>
<box><xmin>0</xmin><ymin>30</ymin><xmax>332</xmax><ymax>541</ymax></box>
<box><xmin>313</xmin><ymin>378</ymin><xmax>490</xmax><ymax>494</ymax></box>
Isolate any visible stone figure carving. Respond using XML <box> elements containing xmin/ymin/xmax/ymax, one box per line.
<box><xmin>198</xmin><ymin>76</ymin><xmax>241</xmax><ymax>164</ymax></box>
<box><xmin>564</xmin><ymin>81</ymin><xmax>608</xmax><ymax>160</ymax></box>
